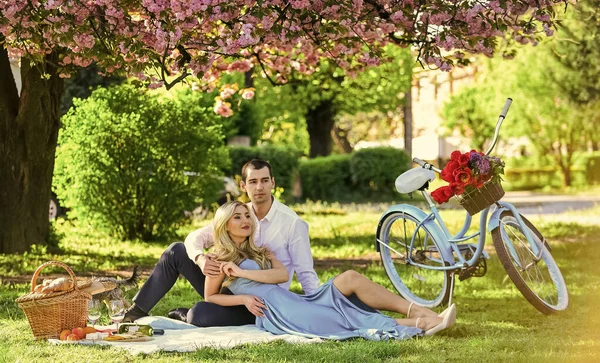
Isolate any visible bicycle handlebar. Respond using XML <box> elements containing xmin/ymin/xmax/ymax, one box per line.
<box><xmin>499</xmin><ymin>98</ymin><xmax>512</xmax><ymax>119</ymax></box>
<box><xmin>484</xmin><ymin>98</ymin><xmax>512</xmax><ymax>156</ymax></box>
<box><xmin>412</xmin><ymin>157</ymin><xmax>442</xmax><ymax>173</ymax></box>
<box><xmin>413</xmin><ymin>98</ymin><xmax>513</xmax><ymax>168</ymax></box>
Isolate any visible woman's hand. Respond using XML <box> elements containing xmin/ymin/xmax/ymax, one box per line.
<box><xmin>240</xmin><ymin>295</ymin><xmax>266</xmax><ymax>317</ymax></box>
<box><xmin>220</xmin><ymin>261</ymin><xmax>245</xmax><ymax>278</ymax></box>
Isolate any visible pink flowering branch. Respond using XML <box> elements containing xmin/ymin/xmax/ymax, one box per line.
<box><xmin>0</xmin><ymin>0</ymin><xmax>569</xmax><ymax>111</ymax></box>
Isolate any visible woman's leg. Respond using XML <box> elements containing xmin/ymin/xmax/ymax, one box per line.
<box><xmin>333</xmin><ymin>270</ymin><xmax>438</xmax><ymax>318</ymax></box>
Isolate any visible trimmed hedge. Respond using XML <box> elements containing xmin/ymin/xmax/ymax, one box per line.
<box><xmin>585</xmin><ymin>153</ymin><xmax>600</xmax><ymax>185</ymax></box>
<box><xmin>502</xmin><ymin>152</ymin><xmax>600</xmax><ymax>189</ymax></box>
<box><xmin>299</xmin><ymin>154</ymin><xmax>352</xmax><ymax>201</ymax></box>
<box><xmin>298</xmin><ymin>147</ymin><xmax>411</xmax><ymax>202</ymax></box>
<box><xmin>350</xmin><ymin>147</ymin><xmax>411</xmax><ymax>197</ymax></box>
<box><xmin>227</xmin><ymin>145</ymin><xmax>300</xmax><ymax>198</ymax></box>
<box><xmin>504</xmin><ymin>167</ymin><xmax>587</xmax><ymax>190</ymax></box>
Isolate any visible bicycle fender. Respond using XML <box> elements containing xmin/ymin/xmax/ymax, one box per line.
<box><xmin>375</xmin><ymin>204</ymin><xmax>454</xmax><ymax>264</ymax></box>
<box><xmin>488</xmin><ymin>205</ymin><xmax>511</xmax><ymax>231</ymax></box>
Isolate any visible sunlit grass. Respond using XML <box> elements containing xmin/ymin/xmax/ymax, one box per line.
<box><xmin>1</xmin><ymin>204</ymin><xmax>599</xmax><ymax>362</ymax></box>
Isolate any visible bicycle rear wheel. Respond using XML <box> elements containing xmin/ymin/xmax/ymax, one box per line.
<box><xmin>491</xmin><ymin>211</ymin><xmax>568</xmax><ymax>314</ymax></box>
<box><xmin>378</xmin><ymin>211</ymin><xmax>451</xmax><ymax>308</ymax></box>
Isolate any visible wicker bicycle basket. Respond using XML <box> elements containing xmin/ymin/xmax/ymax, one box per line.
<box><xmin>455</xmin><ymin>180</ymin><xmax>505</xmax><ymax>216</ymax></box>
<box><xmin>15</xmin><ymin>261</ymin><xmax>92</xmax><ymax>340</ymax></box>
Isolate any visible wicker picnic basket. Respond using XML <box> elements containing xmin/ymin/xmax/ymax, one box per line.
<box><xmin>15</xmin><ymin>261</ymin><xmax>92</xmax><ymax>340</ymax></box>
<box><xmin>456</xmin><ymin>180</ymin><xmax>505</xmax><ymax>216</ymax></box>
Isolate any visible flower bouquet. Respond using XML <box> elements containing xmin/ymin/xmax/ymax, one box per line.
<box><xmin>432</xmin><ymin>150</ymin><xmax>505</xmax><ymax>215</ymax></box>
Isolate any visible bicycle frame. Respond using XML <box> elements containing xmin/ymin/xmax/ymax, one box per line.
<box><xmin>377</xmin><ymin>98</ymin><xmax>545</xmax><ymax>273</ymax></box>
<box><xmin>377</xmin><ymin>183</ymin><xmax>545</xmax><ymax>274</ymax></box>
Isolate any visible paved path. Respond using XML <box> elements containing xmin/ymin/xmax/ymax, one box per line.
<box><xmin>501</xmin><ymin>191</ymin><xmax>600</xmax><ymax>215</ymax></box>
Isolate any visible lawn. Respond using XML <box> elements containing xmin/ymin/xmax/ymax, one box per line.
<box><xmin>1</xmin><ymin>204</ymin><xmax>599</xmax><ymax>362</ymax></box>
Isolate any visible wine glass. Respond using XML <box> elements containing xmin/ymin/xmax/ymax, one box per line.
<box><xmin>88</xmin><ymin>299</ymin><xmax>102</xmax><ymax>328</ymax></box>
<box><xmin>108</xmin><ymin>300</ymin><xmax>125</xmax><ymax>332</ymax></box>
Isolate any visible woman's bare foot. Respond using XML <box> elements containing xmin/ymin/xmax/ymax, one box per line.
<box><xmin>415</xmin><ymin>317</ymin><xmax>443</xmax><ymax>330</ymax></box>
<box><xmin>408</xmin><ymin>304</ymin><xmax>438</xmax><ymax>318</ymax></box>
<box><xmin>394</xmin><ymin>316</ymin><xmax>442</xmax><ymax>330</ymax></box>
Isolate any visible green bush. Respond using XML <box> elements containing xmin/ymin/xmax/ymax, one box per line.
<box><xmin>228</xmin><ymin>145</ymin><xmax>299</xmax><ymax>198</ymax></box>
<box><xmin>299</xmin><ymin>154</ymin><xmax>352</xmax><ymax>201</ymax></box>
<box><xmin>350</xmin><ymin>147</ymin><xmax>411</xmax><ymax>197</ymax></box>
<box><xmin>504</xmin><ymin>167</ymin><xmax>588</xmax><ymax>190</ymax></box>
<box><xmin>585</xmin><ymin>152</ymin><xmax>600</xmax><ymax>185</ymax></box>
<box><xmin>54</xmin><ymin>84</ymin><xmax>229</xmax><ymax>241</ymax></box>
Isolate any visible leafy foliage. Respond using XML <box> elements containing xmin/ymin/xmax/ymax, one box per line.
<box><xmin>54</xmin><ymin>84</ymin><xmax>229</xmax><ymax>241</ymax></box>
<box><xmin>60</xmin><ymin>63</ymin><xmax>125</xmax><ymax>115</ymax></box>
<box><xmin>251</xmin><ymin>46</ymin><xmax>413</xmax><ymax>157</ymax></box>
<box><xmin>441</xmin><ymin>0</ymin><xmax>600</xmax><ymax>187</ymax></box>
<box><xmin>299</xmin><ymin>154</ymin><xmax>353</xmax><ymax>202</ymax></box>
<box><xmin>441</xmin><ymin>85</ymin><xmax>497</xmax><ymax>151</ymax></box>
<box><xmin>350</xmin><ymin>147</ymin><xmax>411</xmax><ymax>197</ymax></box>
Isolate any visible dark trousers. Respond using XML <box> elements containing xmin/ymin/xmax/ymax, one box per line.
<box><xmin>133</xmin><ymin>242</ymin><xmax>254</xmax><ymax>327</ymax></box>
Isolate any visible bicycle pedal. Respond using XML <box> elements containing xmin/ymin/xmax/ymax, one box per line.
<box><xmin>458</xmin><ymin>258</ymin><xmax>487</xmax><ymax>281</ymax></box>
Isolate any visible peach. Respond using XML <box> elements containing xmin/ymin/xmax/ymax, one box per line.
<box><xmin>66</xmin><ymin>333</ymin><xmax>79</xmax><ymax>341</ymax></box>
<box><xmin>72</xmin><ymin>327</ymin><xmax>85</xmax><ymax>339</ymax></box>
<box><xmin>59</xmin><ymin>329</ymin><xmax>71</xmax><ymax>341</ymax></box>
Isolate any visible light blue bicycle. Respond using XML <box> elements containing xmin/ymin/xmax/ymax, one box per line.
<box><xmin>376</xmin><ymin>99</ymin><xmax>568</xmax><ymax>314</ymax></box>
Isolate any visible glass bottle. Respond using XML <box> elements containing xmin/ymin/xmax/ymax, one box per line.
<box><xmin>117</xmin><ymin>323</ymin><xmax>164</xmax><ymax>336</ymax></box>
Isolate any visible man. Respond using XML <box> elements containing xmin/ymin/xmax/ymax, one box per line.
<box><xmin>123</xmin><ymin>159</ymin><xmax>320</xmax><ymax>326</ymax></box>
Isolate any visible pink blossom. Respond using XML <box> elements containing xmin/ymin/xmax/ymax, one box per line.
<box><xmin>0</xmin><ymin>0</ymin><xmax>562</xmax><ymax>117</ymax></box>
<box><xmin>219</xmin><ymin>84</ymin><xmax>238</xmax><ymax>99</ymax></box>
<box><xmin>240</xmin><ymin>88</ymin><xmax>255</xmax><ymax>100</ymax></box>
<box><xmin>214</xmin><ymin>98</ymin><xmax>233</xmax><ymax>117</ymax></box>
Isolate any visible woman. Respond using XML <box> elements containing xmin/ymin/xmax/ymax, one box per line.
<box><xmin>205</xmin><ymin>201</ymin><xmax>456</xmax><ymax>340</ymax></box>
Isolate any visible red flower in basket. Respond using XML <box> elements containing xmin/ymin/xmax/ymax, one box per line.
<box><xmin>432</xmin><ymin>150</ymin><xmax>505</xmax><ymax>204</ymax></box>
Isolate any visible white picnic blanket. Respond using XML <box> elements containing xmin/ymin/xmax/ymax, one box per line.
<box><xmin>48</xmin><ymin>317</ymin><xmax>321</xmax><ymax>355</ymax></box>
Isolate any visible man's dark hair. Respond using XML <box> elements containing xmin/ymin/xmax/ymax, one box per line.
<box><xmin>241</xmin><ymin>159</ymin><xmax>273</xmax><ymax>181</ymax></box>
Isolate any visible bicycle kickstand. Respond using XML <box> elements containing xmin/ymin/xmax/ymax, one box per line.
<box><xmin>448</xmin><ymin>272</ymin><xmax>457</xmax><ymax>307</ymax></box>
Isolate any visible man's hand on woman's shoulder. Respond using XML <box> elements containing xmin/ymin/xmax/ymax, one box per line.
<box><xmin>197</xmin><ymin>253</ymin><xmax>221</xmax><ymax>277</ymax></box>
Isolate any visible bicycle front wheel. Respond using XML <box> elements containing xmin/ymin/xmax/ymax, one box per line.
<box><xmin>378</xmin><ymin>211</ymin><xmax>451</xmax><ymax>308</ymax></box>
<box><xmin>491</xmin><ymin>211</ymin><xmax>568</xmax><ymax>314</ymax></box>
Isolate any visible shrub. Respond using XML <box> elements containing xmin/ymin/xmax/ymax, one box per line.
<box><xmin>54</xmin><ymin>84</ymin><xmax>229</xmax><ymax>241</ymax></box>
<box><xmin>299</xmin><ymin>154</ymin><xmax>352</xmax><ymax>201</ymax></box>
<box><xmin>585</xmin><ymin>152</ymin><xmax>600</xmax><ymax>185</ymax></box>
<box><xmin>350</xmin><ymin>147</ymin><xmax>411</xmax><ymax>197</ymax></box>
<box><xmin>228</xmin><ymin>145</ymin><xmax>299</xmax><ymax>199</ymax></box>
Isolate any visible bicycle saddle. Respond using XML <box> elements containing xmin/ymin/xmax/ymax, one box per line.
<box><xmin>395</xmin><ymin>168</ymin><xmax>436</xmax><ymax>194</ymax></box>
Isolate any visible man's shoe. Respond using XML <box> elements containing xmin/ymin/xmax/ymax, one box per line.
<box><xmin>167</xmin><ymin>307</ymin><xmax>189</xmax><ymax>323</ymax></box>
<box><xmin>122</xmin><ymin>304</ymin><xmax>149</xmax><ymax>323</ymax></box>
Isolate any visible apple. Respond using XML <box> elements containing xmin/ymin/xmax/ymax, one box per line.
<box><xmin>72</xmin><ymin>327</ymin><xmax>85</xmax><ymax>339</ymax></box>
<box><xmin>66</xmin><ymin>333</ymin><xmax>79</xmax><ymax>341</ymax></box>
<box><xmin>59</xmin><ymin>329</ymin><xmax>71</xmax><ymax>341</ymax></box>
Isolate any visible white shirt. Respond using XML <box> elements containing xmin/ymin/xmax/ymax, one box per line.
<box><xmin>184</xmin><ymin>199</ymin><xmax>321</xmax><ymax>294</ymax></box>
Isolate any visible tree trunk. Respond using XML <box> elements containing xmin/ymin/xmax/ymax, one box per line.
<box><xmin>306</xmin><ymin>98</ymin><xmax>335</xmax><ymax>158</ymax></box>
<box><xmin>0</xmin><ymin>48</ymin><xmax>64</xmax><ymax>253</ymax></box>
<box><xmin>561</xmin><ymin>165</ymin><xmax>572</xmax><ymax>187</ymax></box>
<box><xmin>403</xmin><ymin>83</ymin><xmax>413</xmax><ymax>159</ymax></box>
<box><xmin>331</xmin><ymin>123</ymin><xmax>353</xmax><ymax>153</ymax></box>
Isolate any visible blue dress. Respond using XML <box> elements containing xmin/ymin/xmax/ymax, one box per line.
<box><xmin>228</xmin><ymin>259</ymin><xmax>423</xmax><ymax>341</ymax></box>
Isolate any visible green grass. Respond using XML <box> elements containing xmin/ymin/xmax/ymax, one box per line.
<box><xmin>1</xmin><ymin>206</ymin><xmax>599</xmax><ymax>362</ymax></box>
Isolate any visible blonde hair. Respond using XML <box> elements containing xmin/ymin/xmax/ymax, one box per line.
<box><xmin>212</xmin><ymin>201</ymin><xmax>271</xmax><ymax>286</ymax></box>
